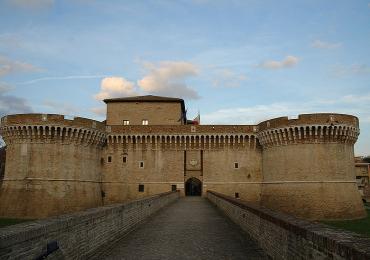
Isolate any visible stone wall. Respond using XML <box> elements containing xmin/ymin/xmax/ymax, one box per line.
<box><xmin>0</xmin><ymin>114</ymin><xmax>106</xmax><ymax>219</ymax></box>
<box><xmin>0</xmin><ymin>191</ymin><xmax>179</xmax><ymax>260</ymax></box>
<box><xmin>0</xmin><ymin>146</ymin><xmax>5</xmax><ymax>188</ymax></box>
<box><xmin>207</xmin><ymin>191</ymin><xmax>370</xmax><ymax>259</ymax></box>
<box><xmin>258</xmin><ymin>113</ymin><xmax>365</xmax><ymax>220</ymax></box>
<box><xmin>102</xmin><ymin>129</ymin><xmax>262</xmax><ymax>204</ymax></box>
<box><xmin>106</xmin><ymin>101</ymin><xmax>183</xmax><ymax>125</ymax></box>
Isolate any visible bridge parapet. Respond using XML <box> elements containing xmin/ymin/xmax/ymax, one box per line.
<box><xmin>0</xmin><ymin>191</ymin><xmax>179</xmax><ymax>259</ymax></box>
<box><xmin>207</xmin><ymin>191</ymin><xmax>370</xmax><ymax>259</ymax></box>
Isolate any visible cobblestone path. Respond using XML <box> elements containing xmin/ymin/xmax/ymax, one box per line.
<box><xmin>100</xmin><ymin>197</ymin><xmax>267</xmax><ymax>260</ymax></box>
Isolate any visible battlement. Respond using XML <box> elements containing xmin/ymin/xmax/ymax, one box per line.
<box><xmin>257</xmin><ymin>113</ymin><xmax>360</xmax><ymax>148</ymax></box>
<box><xmin>0</xmin><ymin>114</ymin><xmax>106</xmax><ymax>147</ymax></box>
<box><xmin>1</xmin><ymin>114</ymin><xmax>105</xmax><ymax>130</ymax></box>
<box><xmin>258</xmin><ymin>113</ymin><xmax>359</xmax><ymax>131</ymax></box>
<box><xmin>107</xmin><ymin>124</ymin><xmax>257</xmax><ymax>134</ymax></box>
<box><xmin>105</xmin><ymin>125</ymin><xmax>260</xmax><ymax>150</ymax></box>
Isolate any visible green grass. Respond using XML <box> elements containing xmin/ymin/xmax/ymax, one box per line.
<box><xmin>0</xmin><ymin>218</ymin><xmax>33</xmax><ymax>228</ymax></box>
<box><xmin>323</xmin><ymin>209</ymin><xmax>370</xmax><ymax>237</ymax></box>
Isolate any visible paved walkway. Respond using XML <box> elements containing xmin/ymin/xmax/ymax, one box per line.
<box><xmin>100</xmin><ymin>197</ymin><xmax>267</xmax><ymax>260</ymax></box>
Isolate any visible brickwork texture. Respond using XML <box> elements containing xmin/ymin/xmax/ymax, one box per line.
<box><xmin>207</xmin><ymin>191</ymin><xmax>370</xmax><ymax>260</ymax></box>
<box><xmin>0</xmin><ymin>191</ymin><xmax>179</xmax><ymax>260</ymax></box>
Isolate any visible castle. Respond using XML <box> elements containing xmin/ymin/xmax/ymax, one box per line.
<box><xmin>0</xmin><ymin>95</ymin><xmax>366</xmax><ymax>220</ymax></box>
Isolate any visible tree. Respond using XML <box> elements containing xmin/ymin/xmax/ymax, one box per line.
<box><xmin>363</xmin><ymin>156</ymin><xmax>370</xmax><ymax>163</ymax></box>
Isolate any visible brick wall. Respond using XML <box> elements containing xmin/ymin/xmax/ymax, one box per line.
<box><xmin>207</xmin><ymin>191</ymin><xmax>370</xmax><ymax>259</ymax></box>
<box><xmin>0</xmin><ymin>191</ymin><xmax>179</xmax><ymax>259</ymax></box>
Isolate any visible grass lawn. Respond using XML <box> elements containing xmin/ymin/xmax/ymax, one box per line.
<box><xmin>323</xmin><ymin>209</ymin><xmax>370</xmax><ymax>237</ymax></box>
<box><xmin>0</xmin><ymin>218</ymin><xmax>32</xmax><ymax>228</ymax></box>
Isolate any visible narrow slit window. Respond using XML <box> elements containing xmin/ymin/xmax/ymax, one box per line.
<box><xmin>139</xmin><ymin>161</ymin><xmax>144</xmax><ymax>168</ymax></box>
<box><xmin>234</xmin><ymin>162</ymin><xmax>239</xmax><ymax>169</ymax></box>
<box><xmin>235</xmin><ymin>192</ymin><xmax>239</xmax><ymax>199</ymax></box>
<box><xmin>139</xmin><ymin>184</ymin><xmax>144</xmax><ymax>192</ymax></box>
<box><xmin>108</xmin><ymin>156</ymin><xmax>112</xmax><ymax>163</ymax></box>
<box><xmin>123</xmin><ymin>156</ymin><xmax>127</xmax><ymax>163</ymax></box>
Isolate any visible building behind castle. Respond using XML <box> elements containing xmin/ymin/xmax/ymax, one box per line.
<box><xmin>0</xmin><ymin>95</ymin><xmax>366</xmax><ymax>220</ymax></box>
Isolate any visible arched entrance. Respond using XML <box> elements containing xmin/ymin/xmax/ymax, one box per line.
<box><xmin>185</xmin><ymin>177</ymin><xmax>202</xmax><ymax>196</ymax></box>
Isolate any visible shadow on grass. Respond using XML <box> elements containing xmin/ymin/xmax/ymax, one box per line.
<box><xmin>323</xmin><ymin>209</ymin><xmax>370</xmax><ymax>237</ymax></box>
<box><xmin>0</xmin><ymin>218</ymin><xmax>33</xmax><ymax>228</ymax></box>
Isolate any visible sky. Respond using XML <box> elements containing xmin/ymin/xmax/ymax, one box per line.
<box><xmin>0</xmin><ymin>0</ymin><xmax>369</xmax><ymax>155</ymax></box>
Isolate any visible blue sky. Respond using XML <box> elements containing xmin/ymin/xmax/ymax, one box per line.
<box><xmin>0</xmin><ymin>0</ymin><xmax>369</xmax><ymax>155</ymax></box>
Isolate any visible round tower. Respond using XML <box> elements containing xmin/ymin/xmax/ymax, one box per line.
<box><xmin>0</xmin><ymin>114</ymin><xmax>106</xmax><ymax>219</ymax></box>
<box><xmin>258</xmin><ymin>113</ymin><xmax>366</xmax><ymax>220</ymax></box>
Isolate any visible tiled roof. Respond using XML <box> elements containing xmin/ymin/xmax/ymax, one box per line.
<box><xmin>103</xmin><ymin>95</ymin><xmax>184</xmax><ymax>103</ymax></box>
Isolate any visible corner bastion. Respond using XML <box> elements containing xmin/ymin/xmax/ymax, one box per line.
<box><xmin>257</xmin><ymin>113</ymin><xmax>366</xmax><ymax>220</ymax></box>
<box><xmin>0</xmin><ymin>114</ymin><xmax>106</xmax><ymax>218</ymax></box>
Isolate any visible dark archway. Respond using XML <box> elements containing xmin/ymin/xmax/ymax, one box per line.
<box><xmin>185</xmin><ymin>177</ymin><xmax>202</xmax><ymax>196</ymax></box>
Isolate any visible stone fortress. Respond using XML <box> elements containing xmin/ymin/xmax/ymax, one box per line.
<box><xmin>0</xmin><ymin>95</ymin><xmax>366</xmax><ymax>220</ymax></box>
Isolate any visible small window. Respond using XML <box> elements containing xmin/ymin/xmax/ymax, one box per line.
<box><xmin>123</xmin><ymin>156</ymin><xmax>127</xmax><ymax>163</ymax></box>
<box><xmin>234</xmin><ymin>162</ymin><xmax>239</xmax><ymax>169</ymax></box>
<box><xmin>142</xmin><ymin>119</ymin><xmax>149</xmax><ymax>125</ymax></box>
<box><xmin>139</xmin><ymin>184</ymin><xmax>144</xmax><ymax>192</ymax></box>
<box><xmin>123</xmin><ymin>120</ymin><xmax>130</xmax><ymax>125</ymax></box>
<box><xmin>139</xmin><ymin>161</ymin><xmax>144</xmax><ymax>168</ymax></box>
<box><xmin>108</xmin><ymin>156</ymin><xmax>112</xmax><ymax>163</ymax></box>
<box><xmin>171</xmin><ymin>185</ymin><xmax>177</xmax><ymax>191</ymax></box>
<box><xmin>235</xmin><ymin>192</ymin><xmax>239</xmax><ymax>199</ymax></box>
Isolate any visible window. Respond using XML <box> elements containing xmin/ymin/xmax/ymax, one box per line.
<box><xmin>142</xmin><ymin>119</ymin><xmax>148</xmax><ymax>125</ymax></box>
<box><xmin>123</xmin><ymin>156</ymin><xmax>127</xmax><ymax>163</ymax></box>
<box><xmin>139</xmin><ymin>161</ymin><xmax>144</xmax><ymax>168</ymax></box>
<box><xmin>138</xmin><ymin>184</ymin><xmax>144</xmax><ymax>192</ymax></box>
<box><xmin>107</xmin><ymin>156</ymin><xmax>112</xmax><ymax>163</ymax></box>
<box><xmin>234</xmin><ymin>162</ymin><xmax>239</xmax><ymax>169</ymax></box>
<box><xmin>171</xmin><ymin>185</ymin><xmax>177</xmax><ymax>191</ymax></box>
<box><xmin>123</xmin><ymin>120</ymin><xmax>130</xmax><ymax>125</ymax></box>
<box><xmin>235</xmin><ymin>192</ymin><xmax>239</xmax><ymax>199</ymax></box>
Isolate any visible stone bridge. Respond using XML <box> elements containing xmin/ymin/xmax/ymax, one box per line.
<box><xmin>1</xmin><ymin>191</ymin><xmax>370</xmax><ymax>259</ymax></box>
<box><xmin>98</xmin><ymin>197</ymin><xmax>267</xmax><ymax>259</ymax></box>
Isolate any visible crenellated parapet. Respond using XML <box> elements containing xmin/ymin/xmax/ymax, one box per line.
<box><xmin>257</xmin><ymin>113</ymin><xmax>359</xmax><ymax>148</ymax></box>
<box><xmin>0</xmin><ymin>114</ymin><xmax>106</xmax><ymax>147</ymax></box>
<box><xmin>105</xmin><ymin>125</ymin><xmax>260</xmax><ymax>150</ymax></box>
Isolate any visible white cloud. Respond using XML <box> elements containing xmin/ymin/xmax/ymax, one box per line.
<box><xmin>311</xmin><ymin>40</ymin><xmax>342</xmax><ymax>49</ymax></box>
<box><xmin>137</xmin><ymin>61</ymin><xmax>200</xmax><ymax>99</ymax></box>
<box><xmin>19</xmin><ymin>75</ymin><xmax>109</xmax><ymax>85</ymax></box>
<box><xmin>7</xmin><ymin>0</ymin><xmax>54</xmax><ymax>9</ymax></box>
<box><xmin>331</xmin><ymin>64</ymin><xmax>370</xmax><ymax>77</ymax></box>
<box><xmin>0</xmin><ymin>55</ymin><xmax>41</xmax><ymax>77</ymax></box>
<box><xmin>258</xmin><ymin>55</ymin><xmax>299</xmax><ymax>70</ymax></box>
<box><xmin>90</xmin><ymin>106</ymin><xmax>106</xmax><ymax>117</ymax></box>
<box><xmin>212</xmin><ymin>69</ymin><xmax>247</xmax><ymax>88</ymax></box>
<box><xmin>94</xmin><ymin>77</ymin><xmax>137</xmax><ymax>100</ymax></box>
